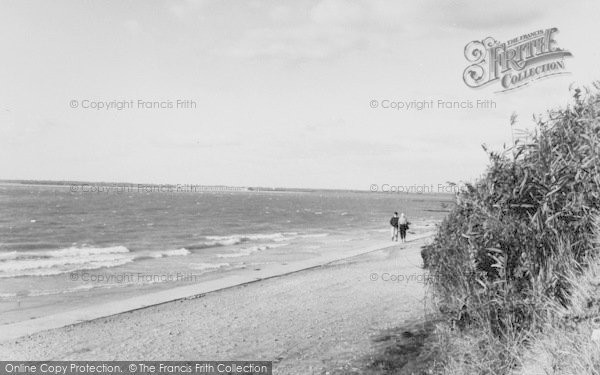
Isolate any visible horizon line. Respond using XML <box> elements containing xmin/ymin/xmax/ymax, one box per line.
<box><xmin>0</xmin><ymin>178</ymin><xmax>458</xmax><ymax>196</ymax></box>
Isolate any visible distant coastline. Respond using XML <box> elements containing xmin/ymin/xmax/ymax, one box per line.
<box><xmin>0</xmin><ymin>179</ymin><xmax>457</xmax><ymax>197</ymax></box>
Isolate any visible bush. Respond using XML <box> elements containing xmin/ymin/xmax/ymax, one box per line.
<box><xmin>424</xmin><ymin>84</ymin><xmax>600</xmax><ymax>336</ymax></box>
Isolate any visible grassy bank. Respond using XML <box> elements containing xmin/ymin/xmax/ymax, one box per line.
<box><xmin>415</xmin><ymin>84</ymin><xmax>600</xmax><ymax>374</ymax></box>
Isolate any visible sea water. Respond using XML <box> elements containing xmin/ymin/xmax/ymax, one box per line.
<box><xmin>0</xmin><ymin>183</ymin><xmax>452</xmax><ymax>323</ymax></box>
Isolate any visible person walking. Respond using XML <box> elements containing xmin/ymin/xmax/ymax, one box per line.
<box><xmin>389</xmin><ymin>212</ymin><xmax>399</xmax><ymax>241</ymax></box>
<box><xmin>398</xmin><ymin>213</ymin><xmax>409</xmax><ymax>242</ymax></box>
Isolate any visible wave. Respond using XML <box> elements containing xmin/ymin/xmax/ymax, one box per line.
<box><xmin>26</xmin><ymin>283</ymin><xmax>104</xmax><ymax>298</ymax></box>
<box><xmin>5</xmin><ymin>280</ymin><xmax>148</xmax><ymax>300</ymax></box>
<box><xmin>147</xmin><ymin>248</ymin><xmax>191</xmax><ymax>258</ymax></box>
<box><xmin>0</xmin><ymin>251</ymin><xmax>19</xmax><ymax>261</ymax></box>
<box><xmin>189</xmin><ymin>232</ymin><xmax>299</xmax><ymax>249</ymax></box>
<box><xmin>0</xmin><ymin>245</ymin><xmax>190</xmax><ymax>278</ymax></box>
<box><xmin>300</xmin><ymin>233</ymin><xmax>329</xmax><ymax>238</ymax></box>
<box><xmin>216</xmin><ymin>243</ymin><xmax>288</xmax><ymax>258</ymax></box>
<box><xmin>0</xmin><ymin>231</ymin><xmax>324</xmax><ymax>278</ymax></box>
<box><xmin>189</xmin><ymin>262</ymin><xmax>230</xmax><ymax>271</ymax></box>
<box><xmin>0</xmin><ymin>246</ymin><xmax>130</xmax><ymax>261</ymax></box>
<box><xmin>0</xmin><ymin>259</ymin><xmax>229</xmax><ymax>299</ymax></box>
<box><xmin>206</xmin><ymin>232</ymin><xmax>297</xmax><ymax>242</ymax></box>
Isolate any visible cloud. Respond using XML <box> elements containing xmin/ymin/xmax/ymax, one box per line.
<box><xmin>268</xmin><ymin>4</ymin><xmax>294</xmax><ymax>24</ymax></box>
<box><xmin>310</xmin><ymin>0</ymin><xmax>407</xmax><ymax>29</ymax></box>
<box><xmin>225</xmin><ymin>0</ymin><xmax>405</xmax><ymax>62</ymax></box>
<box><xmin>425</xmin><ymin>0</ymin><xmax>562</xmax><ymax>31</ymax></box>
<box><xmin>167</xmin><ymin>0</ymin><xmax>206</xmax><ymax>20</ymax></box>
<box><xmin>310</xmin><ymin>0</ymin><xmax>366</xmax><ymax>27</ymax></box>
<box><xmin>164</xmin><ymin>0</ymin><xmax>564</xmax><ymax>62</ymax></box>
<box><xmin>150</xmin><ymin>133</ymin><xmax>240</xmax><ymax>149</ymax></box>
<box><xmin>227</xmin><ymin>26</ymin><xmax>381</xmax><ymax>61</ymax></box>
<box><xmin>273</xmin><ymin>137</ymin><xmax>403</xmax><ymax>160</ymax></box>
<box><xmin>124</xmin><ymin>19</ymin><xmax>142</xmax><ymax>36</ymax></box>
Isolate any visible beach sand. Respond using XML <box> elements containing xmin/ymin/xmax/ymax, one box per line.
<box><xmin>0</xmin><ymin>235</ymin><xmax>433</xmax><ymax>374</ymax></box>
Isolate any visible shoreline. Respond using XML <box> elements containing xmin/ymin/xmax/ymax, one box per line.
<box><xmin>0</xmin><ymin>232</ymin><xmax>435</xmax><ymax>344</ymax></box>
<box><xmin>0</xmin><ymin>233</ymin><xmax>435</xmax><ymax>373</ymax></box>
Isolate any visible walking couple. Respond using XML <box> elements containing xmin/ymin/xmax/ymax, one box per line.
<box><xmin>390</xmin><ymin>212</ymin><xmax>409</xmax><ymax>242</ymax></box>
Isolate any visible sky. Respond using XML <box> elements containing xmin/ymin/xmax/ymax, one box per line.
<box><xmin>1</xmin><ymin>0</ymin><xmax>600</xmax><ymax>190</ymax></box>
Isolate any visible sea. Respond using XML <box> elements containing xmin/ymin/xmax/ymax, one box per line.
<box><xmin>0</xmin><ymin>183</ymin><xmax>453</xmax><ymax>324</ymax></box>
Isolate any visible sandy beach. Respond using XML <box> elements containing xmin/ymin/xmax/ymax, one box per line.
<box><xmin>0</xmin><ymin>235</ymin><xmax>433</xmax><ymax>374</ymax></box>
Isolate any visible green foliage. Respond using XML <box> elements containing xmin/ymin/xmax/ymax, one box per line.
<box><xmin>423</xmin><ymin>85</ymin><xmax>600</xmax><ymax>336</ymax></box>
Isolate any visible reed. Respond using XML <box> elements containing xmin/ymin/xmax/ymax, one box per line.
<box><xmin>421</xmin><ymin>83</ymin><xmax>600</xmax><ymax>374</ymax></box>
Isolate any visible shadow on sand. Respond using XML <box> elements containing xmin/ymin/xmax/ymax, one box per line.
<box><xmin>329</xmin><ymin>319</ymin><xmax>440</xmax><ymax>375</ymax></box>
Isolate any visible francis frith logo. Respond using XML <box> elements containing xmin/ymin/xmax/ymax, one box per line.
<box><xmin>463</xmin><ymin>28</ymin><xmax>572</xmax><ymax>92</ymax></box>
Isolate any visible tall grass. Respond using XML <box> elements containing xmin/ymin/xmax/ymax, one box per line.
<box><xmin>421</xmin><ymin>84</ymin><xmax>600</xmax><ymax>372</ymax></box>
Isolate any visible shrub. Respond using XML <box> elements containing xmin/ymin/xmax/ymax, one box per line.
<box><xmin>424</xmin><ymin>84</ymin><xmax>600</xmax><ymax>336</ymax></box>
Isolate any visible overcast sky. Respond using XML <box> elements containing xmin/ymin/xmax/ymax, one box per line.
<box><xmin>1</xmin><ymin>0</ymin><xmax>600</xmax><ymax>189</ymax></box>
